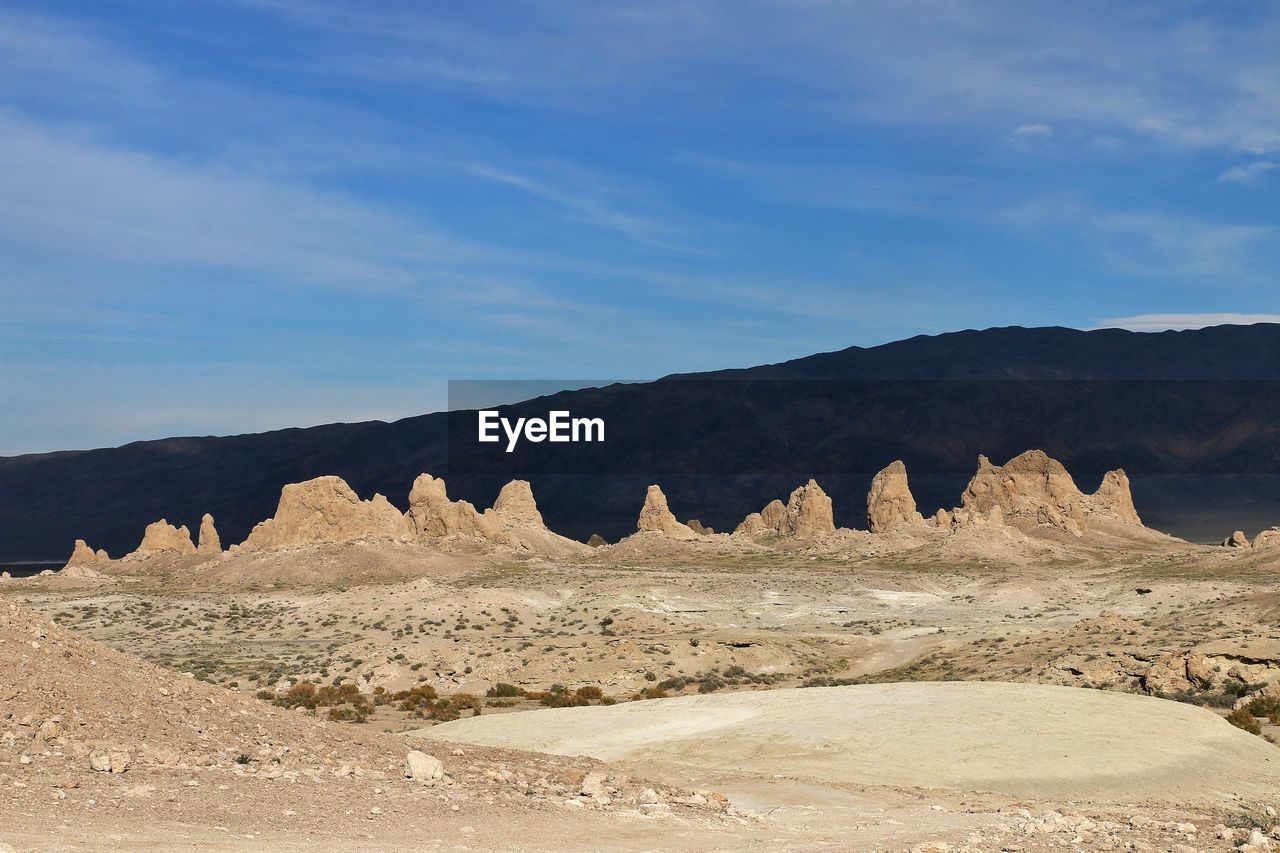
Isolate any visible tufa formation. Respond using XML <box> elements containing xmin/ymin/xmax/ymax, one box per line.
<box><xmin>866</xmin><ymin>461</ymin><xmax>925</xmax><ymax>533</ymax></box>
<box><xmin>959</xmin><ymin>450</ymin><xmax>1141</xmax><ymax>536</ymax></box>
<box><xmin>735</xmin><ymin>480</ymin><xmax>835</xmax><ymax>538</ymax></box>
<box><xmin>241</xmin><ymin>476</ymin><xmax>409</xmax><ymax>550</ymax></box>
<box><xmin>130</xmin><ymin>520</ymin><xmax>197</xmax><ymax>558</ymax></box>
<box><xmin>637</xmin><ymin>485</ymin><xmax>699</xmax><ymax>540</ymax></box>
<box><xmin>65</xmin><ymin>539</ymin><xmax>110</xmax><ymax>569</ymax></box>
<box><xmin>197</xmin><ymin>513</ymin><xmax>222</xmax><ymax>555</ymax></box>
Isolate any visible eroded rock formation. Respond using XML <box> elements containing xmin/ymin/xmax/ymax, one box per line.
<box><xmin>867</xmin><ymin>461</ymin><xmax>925</xmax><ymax>533</ymax></box>
<box><xmin>1254</xmin><ymin>528</ymin><xmax>1280</xmax><ymax>549</ymax></box>
<box><xmin>786</xmin><ymin>480</ymin><xmax>835</xmax><ymax>537</ymax></box>
<box><xmin>1092</xmin><ymin>470</ymin><xmax>1142</xmax><ymax>526</ymax></box>
<box><xmin>959</xmin><ymin>450</ymin><xmax>1141</xmax><ymax>535</ymax></box>
<box><xmin>637</xmin><ymin>485</ymin><xmax>699</xmax><ymax>539</ymax></box>
<box><xmin>130</xmin><ymin>520</ymin><xmax>197</xmax><ymax>558</ymax></box>
<box><xmin>735</xmin><ymin>480</ymin><xmax>835</xmax><ymax>538</ymax></box>
<box><xmin>404</xmin><ymin>475</ymin><xmax>584</xmax><ymax>556</ymax></box>
<box><xmin>65</xmin><ymin>539</ymin><xmax>110</xmax><ymax>569</ymax></box>
<box><xmin>197</xmin><ymin>513</ymin><xmax>222</xmax><ymax>555</ymax></box>
<box><xmin>490</xmin><ymin>480</ymin><xmax>545</xmax><ymax>529</ymax></box>
<box><xmin>406</xmin><ymin>474</ymin><xmax>496</xmax><ymax>540</ymax></box>
<box><xmin>241</xmin><ymin>476</ymin><xmax>410</xmax><ymax>550</ymax></box>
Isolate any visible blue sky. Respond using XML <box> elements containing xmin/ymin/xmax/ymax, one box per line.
<box><xmin>1</xmin><ymin>1</ymin><xmax>1278</xmax><ymax>453</ymax></box>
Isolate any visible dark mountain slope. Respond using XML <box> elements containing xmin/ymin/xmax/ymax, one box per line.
<box><xmin>4</xmin><ymin>324</ymin><xmax>1280</xmax><ymax>561</ymax></box>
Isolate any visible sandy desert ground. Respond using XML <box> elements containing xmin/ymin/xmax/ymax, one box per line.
<box><xmin>5</xmin><ymin>464</ymin><xmax>1280</xmax><ymax>850</ymax></box>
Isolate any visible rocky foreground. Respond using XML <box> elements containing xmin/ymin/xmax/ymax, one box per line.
<box><xmin>0</xmin><ymin>599</ymin><xmax>742</xmax><ymax>851</ymax></box>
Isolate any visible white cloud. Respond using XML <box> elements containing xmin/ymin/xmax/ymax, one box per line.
<box><xmin>1013</xmin><ymin>123</ymin><xmax>1054</xmax><ymax>138</ymax></box>
<box><xmin>1093</xmin><ymin>313</ymin><xmax>1280</xmax><ymax>332</ymax></box>
<box><xmin>0</xmin><ymin>111</ymin><xmax>490</xmax><ymax>292</ymax></box>
<box><xmin>1239</xmin><ymin>130</ymin><xmax>1280</xmax><ymax>155</ymax></box>
<box><xmin>259</xmin><ymin>1</ymin><xmax>1280</xmax><ymax>156</ymax></box>
<box><xmin>462</xmin><ymin>162</ymin><xmax>696</xmax><ymax>252</ymax></box>
<box><xmin>1004</xmin><ymin>194</ymin><xmax>1276</xmax><ymax>282</ymax></box>
<box><xmin>1218</xmin><ymin>161</ymin><xmax>1277</xmax><ymax>184</ymax></box>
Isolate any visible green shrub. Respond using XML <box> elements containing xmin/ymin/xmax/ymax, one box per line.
<box><xmin>486</xmin><ymin>683</ymin><xmax>524</xmax><ymax>698</ymax></box>
<box><xmin>1227</xmin><ymin>707</ymin><xmax>1262</xmax><ymax>735</ymax></box>
<box><xmin>1245</xmin><ymin>693</ymin><xmax>1280</xmax><ymax>723</ymax></box>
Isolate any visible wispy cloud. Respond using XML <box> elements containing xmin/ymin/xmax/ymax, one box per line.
<box><xmin>1004</xmin><ymin>194</ymin><xmax>1277</xmax><ymax>283</ymax></box>
<box><xmin>240</xmin><ymin>0</ymin><xmax>1280</xmax><ymax>159</ymax></box>
<box><xmin>1218</xmin><ymin>161</ymin><xmax>1277</xmax><ymax>185</ymax></box>
<box><xmin>1013</xmin><ymin>123</ymin><xmax>1054</xmax><ymax>139</ymax></box>
<box><xmin>463</xmin><ymin>162</ymin><xmax>696</xmax><ymax>252</ymax></box>
<box><xmin>1094</xmin><ymin>313</ymin><xmax>1280</xmax><ymax>332</ymax></box>
<box><xmin>0</xmin><ymin>110</ymin><xmax>504</xmax><ymax>292</ymax></box>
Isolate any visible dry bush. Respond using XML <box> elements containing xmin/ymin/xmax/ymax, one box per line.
<box><xmin>1227</xmin><ymin>707</ymin><xmax>1262</xmax><ymax>735</ymax></box>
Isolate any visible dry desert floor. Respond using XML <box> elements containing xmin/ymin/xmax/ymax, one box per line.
<box><xmin>5</xmin><ymin>531</ymin><xmax>1280</xmax><ymax>850</ymax></box>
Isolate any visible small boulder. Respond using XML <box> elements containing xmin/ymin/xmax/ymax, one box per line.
<box><xmin>89</xmin><ymin>749</ymin><xmax>130</xmax><ymax>773</ymax></box>
<box><xmin>1223</xmin><ymin>530</ymin><xmax>1252</xmax><ymax>548</ymax></box>
<box><xmin>404</xmin><ymin>750</ymin><xmax>444</xmax><ymax>784</ymax></box>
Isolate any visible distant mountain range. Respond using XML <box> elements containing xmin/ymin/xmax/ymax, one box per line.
<box><xmin>5</xmin><ymin>324</ymin><xmax>1280</xmax><ymax>562</ymax></box>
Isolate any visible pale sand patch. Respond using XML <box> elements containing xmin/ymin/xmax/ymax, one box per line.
<box><xmin>421</xmin><ymin>682</ymin><xmax>1280</xmax><ymax>804</ymax></box>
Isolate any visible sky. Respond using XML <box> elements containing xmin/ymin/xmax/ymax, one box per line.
<box><xmin>1</xmin><ymin>1</ymin><xmax>1278</xmax><ymax>454</ymax></box>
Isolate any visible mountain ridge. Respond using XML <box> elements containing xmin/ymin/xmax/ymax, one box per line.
<box><xmin>5</xmin><ymin>323</ymin><xmax>1280</xmax><ymax>561</ymax></box>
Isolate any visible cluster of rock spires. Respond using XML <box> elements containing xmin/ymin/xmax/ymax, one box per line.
<box><xmin>61</xmin><ymin>474</ymin><xmax>582</xmax><ymax>570</ymax></box>
<box><xmin>733</xmin><ymin>480</ymin><xmax>835</xmax><ymax>538</ymax></box>
<box><xmin>952</xmin><ymin>450</ymin><xmax>1141</xmax><ymax>537</ymax></box>
<box><xmin>62</xmin><ymin>539</ymin><xmax>112</xmax><ymax>578</ymax></box>
<box><xmin>642</xmin><ymin>449</ymin><xmax>1143</xmax><ymax>543</ymax></box>
<box><xmin>60</xmin><ymin>449</ymin><xmax>1280</xmax><ymax>571</ymax></box>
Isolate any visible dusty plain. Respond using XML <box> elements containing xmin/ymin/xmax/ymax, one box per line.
<box><xmin>5</xmin><ymin>525</ymin><xmax>1280</xmax><ymax>851</ymax></box>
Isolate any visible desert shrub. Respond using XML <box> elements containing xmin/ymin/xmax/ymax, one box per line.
<box><xmin>328</xmin><ymin>705</ymin><xmax>370</xmax><ymax>723</ymax></box>
<box><xmin>393</xmin><ymin>686</ymin><xmax>479</xmax><ymax>721</ymax></box>
<box><xmin>1227</xmin><ymin>707</ymin><xmax>1262</xmax><ymax>735</ymax></box>
<box><xmin>393</xmin><ymin>685</ymin><xmax>439</xmax><ymax>709</ymax></box>
<box><xmin>269</xmin><ymin>681</ymin><xmax>373</xmax><ymax>722</ymax></box>
<box><xmin>536</xmin><ymin>684</ymin><xmax>608</xmax><ymax>708</ymax></box>
<box><xmin>486</xmin><ymin>682</ymin><xmax>524</xmax><ymax>698</ymax></box>
<box><xmin>1225</xmin><ymin>680</ymin><xmax>1263</xmax><ymax>697</ymax></box>
<box><xmin>280</xmin><ymin>682</ymin><xmax>319</xmax><ymax>708</ymax></box>
<box><xmin>1245</xmin><ymin>693</ymin><xmax>1280</xmax><ymax>723</ymax></box>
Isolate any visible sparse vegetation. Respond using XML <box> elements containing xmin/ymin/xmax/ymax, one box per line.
<box><xmin>1227</xmin><ymin>707</ymin><xmax>1263</xmax><ymax>735</ymax></box>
